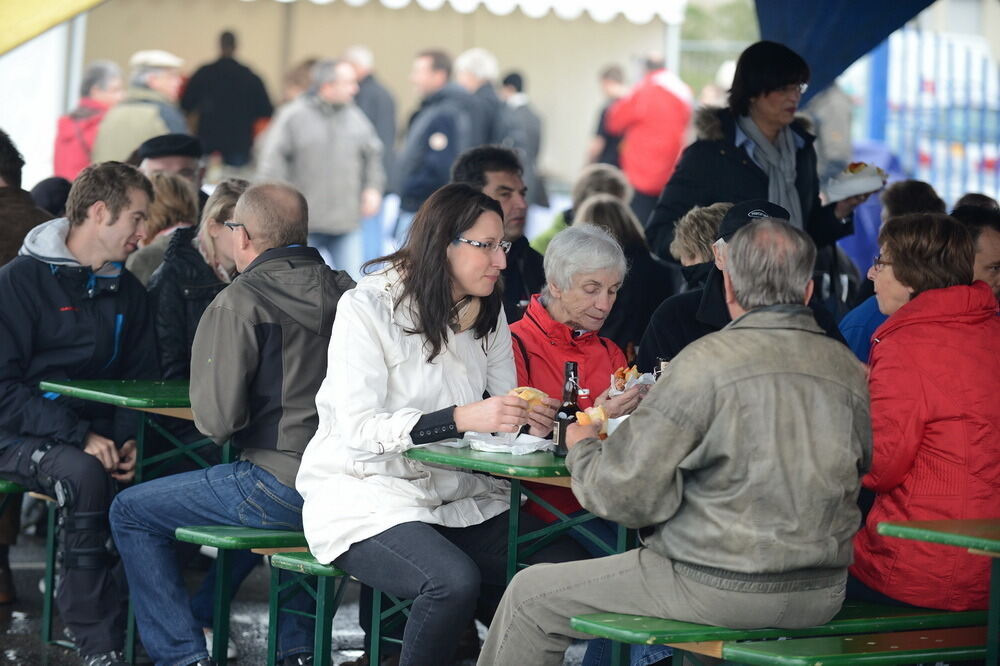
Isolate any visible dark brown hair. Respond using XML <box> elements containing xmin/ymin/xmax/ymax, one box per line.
<box><xmin>728</xmin><ymin>41</ymin><xmax>810</xmax><ymax>117</ymax></box>
<box><xmin>879</xmin><ymin>179</ymin><xmax>946</xmax><ymax>218</ymax></box>
<box><xmin>364</xmin><ymin>184</ymin><xmax>504</xmax><ymax>362</ymax></box>
<box><xmin>66</xmin><ymin>162</ymin><xmax>154</xmax><ymax>226</ymax></box>
<box><xmin>954</xmin><ymin>192</ymin><xmax>999</xmax><ymax>211</ymax></box>
<box><xmin>416</xmin><ymin>49</ymin><xmax>452</xmax><ymax>78</ymax></box>
<box><xmin>879</xmin><ymin>213</ymin><xmax>974</xmax><ymax>297</ymax></box>
<box><xmin>0</xmin><ymin>128</ymin><xmax>25</xmax><ymax>189</ymax></box>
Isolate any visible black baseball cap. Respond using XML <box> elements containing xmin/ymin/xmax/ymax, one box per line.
<box><xmin>136</xmin><ymin>133</ymin><xmax>203</xmax><ymax>161</ymax></box>
<box><xmin>716</xmin><ymin>199</ymin><xmax>790</xmax><ymax>240</ymax></box>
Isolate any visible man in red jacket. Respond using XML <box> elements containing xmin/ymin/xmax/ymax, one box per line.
<box><xmin>605</xmin><ymin>53</ymin><xmax>693</xmax><ymax>227</ymax></box>
<box><xmin>53</xmin><ymin>61</ymin><xmax>125</xmax><ymax>180</ymax></box>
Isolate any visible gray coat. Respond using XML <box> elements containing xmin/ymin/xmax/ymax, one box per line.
<box><xmin>258</xmin><ymin>95</ymin><xmax>384</xmax><ymax>235</ymax></box>
<box><xmin>567</xmin><ymin>305</ymin><xmax>871</xmax><ymax>592</ymax></box>
<box><xmin>190</xmin><ymin>246</ymin><xmax>355</xmax><ymax>487</ymax></box>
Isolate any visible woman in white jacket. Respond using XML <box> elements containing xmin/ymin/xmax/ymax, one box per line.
<box><xmin>297</xmin><ymin>184</ymin><xmax>584</xmax><ymax>665</ymax></box>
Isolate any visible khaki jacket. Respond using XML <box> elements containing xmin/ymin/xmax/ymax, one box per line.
<box><xmin>568</xmin><ymin>305</ymin><xmax>871</xmax><ymax>591</ymax></box>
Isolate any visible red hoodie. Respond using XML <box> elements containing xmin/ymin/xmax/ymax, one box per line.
<box><xmin>851</xmin><ymin>282</ymin><xmax>1000</xmax><ymax>610</ymax></box>
<box><xmin>510</xmin><ymin>295</ymin><xmax>626</xmax><ymax>522</ymax></box>
<box><xmin>605</xmin><ymin>69</ymin><xmax>693</xmax><ymax>196</ymax></box>
<box><xmin>54</xmin><ymin>98</ymin><xmax>111</xmax><ymax>181</ymax></box>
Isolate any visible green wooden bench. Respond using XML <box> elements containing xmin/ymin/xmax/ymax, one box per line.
<box><xmin>0</xmin><ymin>479</ymin><xmax>25</xmax><ymax>513</ymax></box>
<box><xmin>723</xmin><ymin>625</ymin><xmax>987</xmax><ymax>665</ymax></box>
<box><xmin>268</xmin><ymin>551</ymin><xmax>412</xmax><ymax>666</ymax></box>
<box><xmin>168</xmin><ymin>526</ymin><xmax>309</xmax><ymax>665</ymax></box>
<box><xmin>570</xmin><ymin>601</ymin><xmax>987</xmax><ymax>664</ymax></box>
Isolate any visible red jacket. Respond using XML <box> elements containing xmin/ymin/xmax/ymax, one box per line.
<box><xmin>851</xmin><ymin>282</ymin><xmax>1000</xmax><ymax>610</ymax></box>
<box><xmin>54</xmin><ymin>98</ymin><xmax>110</xmax><ymax>181</ymax></box>
<box><xmin>510</xmin><ymin>295</ymin><xmax>626</xmax><ymax>522</ymax></box>
<box><xmin>605</xmin><ymin>69</ymin><xmax>692</xmax><ymax>196</ymax></box>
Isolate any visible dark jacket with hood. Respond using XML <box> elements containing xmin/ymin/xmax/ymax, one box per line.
<box><xmin>600</xmin><ymin>244</ymin><xmax>681</xmax><ymax>358</ymax></box>
<box><xmin>189</xmin><ymin>245</ymin><xmax>355</xmax><ymax>488</ymax></box>
<box><xmin>645</xmin><ymin>107</ymin><xmax>852</xmax><ymax>261</ymax></box>
<box><xmin>635</xmin><ymin>262</ymin><xmax>845</xmax><ymax>373</ymax></box>
<box><xmin>501</xmin><ymin>235</ymin><xmax>545</xmax><ymax>324</ymax></box>
<box><xmin>147</xmin><ymin>225</ymin><xmax>229</xmax><ymax>380</ymax></box>
<box><xmin>393</xmin><ymin>83</ymin><xmax>472</xmax><ymax>211</ymax></box>
<box><xmin>0</xmin><ymin>218</ymin><xmax>160</xmax><ymax>450</ymax></box>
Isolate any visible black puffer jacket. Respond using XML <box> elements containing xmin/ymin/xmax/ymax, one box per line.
<box><xmin>646</xmin><ymin>107</ymin><xmax>852</xmax><ymax>259</ymax></box>
<box><xmin>147</xmin><ymin>226</ymin><xmax>228</xmax><ymax>379</ymax></box>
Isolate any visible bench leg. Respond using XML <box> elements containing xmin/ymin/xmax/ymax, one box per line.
<box><xmin>267</xmin><ymin>563</ymin><xmax>280</xmax><ymax>666</ymax></box>
<box><xmin>312</xmin><ymin>576</ymin><xmax>338</xmax><ymax>666</ymax></box>
<box><xmin>211</xmin><ymin>549</ymin><xmax>233</xmax><ymax>664</ymax></box>
<box><xmin>988</xmin><ymin>558</ymin><xmax>998</xmax><ymax>666</ymax></box>
<box><xmin>370</xmin><ymin>588</ymin><xmax>383</xmax><ymax>666</ymax></box>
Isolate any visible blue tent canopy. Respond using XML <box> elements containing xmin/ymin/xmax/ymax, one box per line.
<box><xmin>755</xmin><ymin>1</ymin><xmax>935</xmax><ymax>102</ymax></box>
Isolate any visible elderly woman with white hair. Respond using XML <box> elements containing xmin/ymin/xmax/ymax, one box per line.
<box><xmin>510</xmin><ymin>226</ymin><xmax>644</xmax><ymax>542</ymax></box>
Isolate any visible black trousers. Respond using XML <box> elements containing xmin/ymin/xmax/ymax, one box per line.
<box><xmin>0</xmin><ymin>436</ymin><xmax>124</xmax><ymax>655</ymax></box>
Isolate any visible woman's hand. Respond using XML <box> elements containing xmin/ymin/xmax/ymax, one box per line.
<box><xmin>525</xmin><ymin>396</ymin><xmax>559</xmax><ymax>438</ymax></box>
<box><xmin>834</xmin><ymin>193</ymin><xmax>872</xmax><ymax>220</ymax></box>
<box><xmin>595</xmin><ymin>385</ymin><xmax>643</xmax><ymax>418</ymax></box>
<box><xmin>454</xmin><ymin>396</ymin><xmax>529</xmax><ymax>434</ymax></box>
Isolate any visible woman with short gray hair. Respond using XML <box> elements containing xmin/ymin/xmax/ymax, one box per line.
<box><xmin>511</xmin><ymin>225</ymin><xmax>641</xmax><ymax>539</ymax></box>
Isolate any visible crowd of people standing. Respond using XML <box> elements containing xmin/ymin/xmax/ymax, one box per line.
<box><xmin>0</xmin><ymin>31</ymin><xmax>997</xmax><ymax>666</ymax></box>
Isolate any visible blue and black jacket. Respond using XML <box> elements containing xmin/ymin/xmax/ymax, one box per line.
<box><xmin>0</xmin><ymin>218</ymin><xmax>160</xmax><ymax>450</ymax></box>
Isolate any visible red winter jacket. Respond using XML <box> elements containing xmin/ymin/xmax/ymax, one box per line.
<box><xmin>851</xmin><ymin>282</ymin><xmax>1000</xmax><ymax>611</ymax></box>
<box><xmin>54</xmin><ymin>98</ymin><xmax>111</xmax><ymax>181</ymax></box>
<box><xmin>510</xmin><ymin>295</ymin><xmax>626</xmax><ymax>522</ymax></box>
<box><xmin>605</xmin><ymin>69</ymin><xmax>692</xmax><ymax>197</ymax></box>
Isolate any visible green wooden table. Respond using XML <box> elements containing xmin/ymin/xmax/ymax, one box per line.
<box><xmin>39</xmin><ymin>379</ymin><xmax>227</xmax><ymax>663</ymax></box>
<box><xmin>879</xmin><ymin>519</ymin><xmax>1000</xmax><ymax>665</ymax></box>
<box><xmin>37</xmin><ymin>379</ymin><xmax>222</xmax><ymax>482</ymax></box>
<box><xmin>406</xmin><ymin>443</ymin><xmax>632</xmax><ymax>664</ymax></box>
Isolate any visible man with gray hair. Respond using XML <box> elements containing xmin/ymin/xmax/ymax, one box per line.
<box><xmin>455</xmin><ymin>47</ymin><xmax>502</xmax><ymax>145</ymax></box>
<box><xmin>478</xmin><ymin>218</ymin><xmax>871</xmax><ymax>665</ymax></box>
<box><xmin>54</xmin><ymin>60</ymin><xmax>125</xmax><ymax>179</ymax></box>
<box><xmin>111</xmin><ymin>182</ymin><xmax>355</xmax><ymax>666</ymax></box>
<box><xmin>92</xmin><ymin>50</ymin><xmax>189</xmax><ymax>163</ymax></box>
<box><xmin>258</xmin><ymin>58</ymin><xmax>384</xmax><ymax>279</ymax></box>
<box><xmin>344</xmin><ymin>45</ymin><xmax>397</xmax><ymax>181</ymax></box>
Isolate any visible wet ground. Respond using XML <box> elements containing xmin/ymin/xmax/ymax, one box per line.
<box><xmin>2</xmin><ymin>535</ymin><xmax>588</xmax><ymax>665</ymax></box>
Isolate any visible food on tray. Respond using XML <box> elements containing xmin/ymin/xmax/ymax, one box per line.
<box><xmin>612</xmin><ymin>365</ymin><xmax>640</xmax><ymax>392</ymax></box>
<box><xmin>508</xmin><ymin>386</ymin><xmax>549</xmax><ymax>409</ymax></box>
<box><xmin>825</xmin><ymin>161</ymin><xmax>889</xmax><ymax>203</ymax></box>
<box><xmin>575</xmin><ymin>405</ymin><xmax>608</xmax><ymax>435</ymax></box>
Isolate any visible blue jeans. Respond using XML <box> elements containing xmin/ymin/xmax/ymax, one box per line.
<box><xmin>110</xmin><ymin>461</ymin><xmax>314</xmax><ymax>665</ymax></box>
<box><xmin>309</xmin><ymin>229</ymin><xmax>364</xmax><ymax>281</ymax></box>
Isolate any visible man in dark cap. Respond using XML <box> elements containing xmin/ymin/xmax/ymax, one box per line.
<box><xmin>636</xmin><ymin>199</ymin><xmax>845</xmax><ymax>371</ymax></box>
<box><xmin>136</xmin><ymin>133</ymin><xmax>208</xmax><ymax>211</ymax></box>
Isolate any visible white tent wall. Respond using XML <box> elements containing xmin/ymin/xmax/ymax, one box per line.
<box><xmin>82</xmin><ymin>0</ymin><xmax>666</xmax><ymax>186</ymax></box>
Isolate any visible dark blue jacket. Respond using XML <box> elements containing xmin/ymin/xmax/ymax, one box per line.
<box><xmin>838</xmin><ymin>295</ymin><xmax>887</xmax><ymax>363</ymax></box>
<box><xmin>0</xmin><ymin>219</ymin><xmax>160</xmax><ymax>449</ymax></box>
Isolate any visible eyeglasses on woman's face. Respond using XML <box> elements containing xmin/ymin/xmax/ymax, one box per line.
<box><xmin>454</xmin><ymin>237</ymin><xmax>513</xmax><ymax>254</ymax></box>
<box><xmin>871</xmin><ymin>254</ymin><xmax>893</xmax><ymax>272</ymax></box>
<box><xmin>774</xmin><ymin>82</ymin><xmax>808</xmax><ymax>96</ymax></box>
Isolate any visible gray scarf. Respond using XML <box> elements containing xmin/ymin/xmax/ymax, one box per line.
<box><xmin>735</xmin><ymin>115</ymin><xmax>804</xmax><ymax>229</ymax></box>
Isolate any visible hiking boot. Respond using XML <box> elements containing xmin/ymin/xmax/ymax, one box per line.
<box><xmin>82</xmin><ymin>651</ymin><xmax>128</xmax><ymax>666</ymax></box>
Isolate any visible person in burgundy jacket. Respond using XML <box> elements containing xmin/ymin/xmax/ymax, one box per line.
<box><xmin>850</xmin><ymin>212</ymin><xmax>1000</xmax><ymax>611</ymax></box>
<box><xmin>53</xmin><ymin>61</ymin><xmax>125</xmax><ymax>180</ymax></box>
<box><xmin>509</xmin><ymin>225</ymin><xmax>644</xmax><ymax>549</ymax></box>
<box><xmin>604</xmin><ymin>53</ymin><xmax>693</xmax><ymax>225</ymax></box>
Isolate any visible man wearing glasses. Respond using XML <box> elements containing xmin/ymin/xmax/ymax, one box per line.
<box><xmin>451</xmin><ymin>146</ymin><xmax>545</xmax><ymax>323</ymax></box>
<box><xmin>110</xmin><ymin>183</ymin><xmax>355</xmax><ymax>666</ymax></box>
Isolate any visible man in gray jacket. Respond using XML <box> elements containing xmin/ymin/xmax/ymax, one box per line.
<box><xmin>110</xmin><ymin>183</ymin><xmax>355</xmax><ymax>666</ymax></box>
<box><xmin>258</xmin><ymin>59</ymin><xmax>384</xmax><ymax>279</ymax></box>
<box><xmin>478</xmin><ymin>219</ymin><xmax>871</xmax><ymax>665</ymax></box>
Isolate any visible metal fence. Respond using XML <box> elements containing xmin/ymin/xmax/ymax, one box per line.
<box><xmin>879</xmin><ymin>29</ymin><xmax>1000</xmax><ymax>205</ymax></box>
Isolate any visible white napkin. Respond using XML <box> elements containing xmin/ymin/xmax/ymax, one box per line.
<box><xmin>464</xmin><ymin>432</ymin><xmax>555</xmax><ymax>455</ymax></box>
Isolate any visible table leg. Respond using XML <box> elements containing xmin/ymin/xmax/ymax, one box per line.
<box><xmin>506</xmin><ymin>478</ymin><xmax>521</xmax><ymax>582</ymax></box>
<box><xmin>134</xmin><ymin>415</ymin><xmax>147</xmax><ymax>484</ymax></box>
<box><xmin>988</xmin><ymin>557</ymin><xmax>998</xmax><ymax>666</ymax></box>
<box><xmin>212</xmin><ymin>549</ymin><xmax>233</xmax><ymax>664</ymax></box>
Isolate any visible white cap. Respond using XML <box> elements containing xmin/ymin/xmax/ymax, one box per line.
<box><xmin>129</xmin><ymin>49</ymin><xmax>184</xmax><ymax>69</ymax></box>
